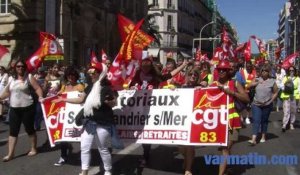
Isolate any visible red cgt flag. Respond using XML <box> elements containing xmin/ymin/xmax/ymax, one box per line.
<box><xmin>118</xmin><ymin>14</ymin><xmax>154</xmax><ymax>50</ymax></box>
<box><xmin>101</xmin><ymin>49</ymin><xmax>108</xmax><ymax>63</ymax></box>
<box><xmin>26</xmin><ymin>47</ymin><xmax>45</xmax><ymax>72</ymax></box>
<box><xmin>0</xmin><ymin>44</ymin><xmax>11</xmax><ymax>68</ymax></box>
<box><xmin>26</xmin><ymin>32</ymin><xmax>63</xmax><ymax>72</ymax></box>
<box><xmin>282</xmin><ymin>52</ymin><xmax>299</xmax><ymax>67</ymax></box>
<box><xmin>244</xmin><ymin>39</ymin><xmax>251</xmax><ymax>61</ymax></box>
<box><xmin>119</xmin><ymin>18</ymin><xmax>145</xmax><ymax>61</ymax></box>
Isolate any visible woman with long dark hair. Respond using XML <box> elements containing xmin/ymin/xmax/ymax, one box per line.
<box><xmin>53</xmin><ymin>66</ymin><xmax>85</xmax><ymax>166</ymax></box>
<box><xmin>0</xmin><ymin>59</ymin><xmax>43</xmax><ymax>162</ymax></box>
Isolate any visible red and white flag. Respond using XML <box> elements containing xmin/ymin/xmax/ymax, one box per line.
<box><xmin>107</xmin><ymin>53</ymin><xmax>125</xmax><ymax>90</ymax></box>
<box><xmin>0</xmin><ymin>44</ymin><xmax>11</xmax><ymax>68</ymax></box>
<box><xmin>282</xmin><ymin>52</ymin><xmax>299</xmax><ymax>67</ymax></box>
<box><xmin>90</xmin><ymin>50</ymin><xmax>99</xmax><ymax>64</ymax></box>
<box><xmin>221</xmin><ymin>27</ymin><xmax>234</xmax><ymax>60</ymax></box>
<box><xmin>211</xmin><ymin>47</ymin><xmax>223</xmax><ymax>65</ymax></box>
<box><xmin>244</xmin><ymin>39</ymin><xmax>251</xmax><ymax>61</ymax></box>
<box><xmin>26</xmin><ymin>32</ymin><xmax>63</xmax><ymax>72</ymax></box>
<box><xmin>250</xmin><ymin>35</ymin><xmax>266</xmax><ymax>55</ymax></box>
<box><xmin>101</xmin><ymin>49</ymin><xmax>108</xmax><ymax>63</ymax></box>
<box><xmin>195</xmin><ymin>48</ymin><xmax>201</xmax><ymax>61</ymax></box>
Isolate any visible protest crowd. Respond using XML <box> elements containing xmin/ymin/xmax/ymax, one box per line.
<box><xmin>0</xmin><ymin>19</ymin><xmax>299</xmax><ymax>175</ymax></box>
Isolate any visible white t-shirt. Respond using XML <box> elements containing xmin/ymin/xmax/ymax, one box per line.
<box><xmin>9</xmin><ymin>74</ymin><xmax>34</xmax><ymax>108</ymax></box>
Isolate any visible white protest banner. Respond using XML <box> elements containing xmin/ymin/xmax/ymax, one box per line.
<box><xmin>113</xmin><ymin>88</ymin><xmax>229</xmax><ymax>146</ymax></box>
<box><xmin>41</xmin><ymin>91</ymin><xmax>83</xmax><ymax>147</ymax></box>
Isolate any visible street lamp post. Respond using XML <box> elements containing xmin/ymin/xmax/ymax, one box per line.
<box><xmin>199</xmin><ymin>21</ymin><xmax>215</xmax><ymax>52</ymax></box>
<box><xmin>289</xmin><ymin>19</ymin><xmax>297</xmax><ymax>54</ymax></box>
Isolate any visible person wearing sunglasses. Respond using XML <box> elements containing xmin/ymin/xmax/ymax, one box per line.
<box><xmin>210</xmin><ymin>60</ymin><xmax>249</xmax><ymax>175</ymax></box>
<box><xmin>179</xmin><ymin>68</ymin><xmax>201</xmax><ymax>175</ymax></box>
<box><xmin>129</xmin><ymin>51</ymin><xmax>188</xmax><ymax>167</ymax></box>
<box><xmin>0</xmin><ymin>59</ymin><xmax>43</xmax><ymax>162</ymax></box>
<box><xmin>280</xmin><ymin>65</ymin><xmax>299</xmax><ymax>132</ymax></box>
<box><xmin>53</xmin><ymin>66</ymin><xmax>85</xmax><ymax>166</ymax></box>
<box><xmin>55</xmin><ymin>62</ymin><xmax>116</xmax><ymax>175</ymax></box>
<box><xmin>248</xmin><ymin>64</ymin><xmax>278</xmax><ymax>145</ymax></box>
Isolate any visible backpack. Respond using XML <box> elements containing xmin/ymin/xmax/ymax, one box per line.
<box><xmin>284</xmin><ymin>78</ymin><xmax>294</xmax><ymax>95</ymax></box>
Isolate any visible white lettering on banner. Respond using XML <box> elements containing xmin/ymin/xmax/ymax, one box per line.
<box><xmin>191</xmin><ymin>105</ymin><xmax>228</xmax><ymax>130</ymax></box>
<box><xmin>46</xmin><ymin>107</ymin><xmax>65</xmax><ymax>129</ymax></box>
<box><xmin>119</xmin><ymin>129</ymin><xmax>188</xmax><ymax>140</ymax></box>
<box><xmin>114</xmin><ymin>88</ymin><xmax>228</xmax><ymax>145</ymax></box>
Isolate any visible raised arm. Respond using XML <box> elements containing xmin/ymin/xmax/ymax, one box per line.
<box><xmin>170</xmin><ymin>59</ymin><xmax>188</xmax><ymax>76</ymax></box>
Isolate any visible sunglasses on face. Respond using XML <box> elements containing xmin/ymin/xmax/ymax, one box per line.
<box><xmin>188</xmin><ymin>73</ymin><xmax>198</xmax><ymax>77</ymax></box>
<box><xmin>262</xmin><ymin>69</ymin><xmax>269</xmax><ymax>72</ymax></box>
<box><xmin>16</xmin><ymin>65</ymin><xmax>25</xmax><ymax>69</ymax></box>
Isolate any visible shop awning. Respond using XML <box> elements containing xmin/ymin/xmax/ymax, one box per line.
<box><xmin>180</xmin><ymin>51</ymin><xmax>192</xmax><ymax>58</ymax></box>
<box><xmin>147</xmin><ymin>48</ymin><xmax>160</xmax><ymax>57</ymax></box>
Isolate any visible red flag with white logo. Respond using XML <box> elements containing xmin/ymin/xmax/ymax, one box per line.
<box><xmin>101</xmin><ymin>49</ymin><xmax>108</xmax><ymax>63</ymax></box>
<box><xmin>26</xmin><ymin>32</ymin><xmax>63</xmax><ymax>72</ymax></box>
<box><xmin>0</xmin><ymin>44</ymin><xmax>11</xmax><ymax>68</ymax></box>
<box><xmin>282</xmin><ymin>52</ymin><xmax>299</xmax><ymax>67</ymax></box>
<box><xmin>195</xmin><ymin>48</ymin><xmax>201</xmax><ymax>61</ymax></box>
<box><xmin>244</xmin><ymin>39</ymin><xmax>251</xmax><ymax>61</ymax></box>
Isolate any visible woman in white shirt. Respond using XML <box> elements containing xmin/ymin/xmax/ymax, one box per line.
<box><xmin>0</xmin><ymin>60</ymin><xmax>43</xmax><ymax>162</ymax></box>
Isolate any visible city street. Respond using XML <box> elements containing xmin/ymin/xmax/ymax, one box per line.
<box><xmin>0</xmin><ymin>110</ymin><xmax>299</xmax><ymax>175</ymax></box>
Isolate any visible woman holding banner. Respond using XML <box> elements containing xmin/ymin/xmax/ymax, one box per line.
<box><xmin>210</xmin><ymin>60</ymin><xmax>249</xmax><ymax>175</ymax></box>
<box><xmin>0</xmin><ymin>59</ymin><xmax>44</xmax><ymax>162</ymax></box>
<box><xmin>53</xmin><ymin>66</ymin><xmax>85</xmax><ymax>166</ymax></box>
<box><xmin>180</xmin><ymin>68</ymin><xmax>202</xmax><ymax>175</ymax></box>
<box><xmin>129</xmin><ymin>51</ymin><xmax>188</xmax><ymax>166</ymax></box>
<box><xmin>54</xmin><ymin>62</ymin><xmax>116</xmax><ymax>175</ymax></box>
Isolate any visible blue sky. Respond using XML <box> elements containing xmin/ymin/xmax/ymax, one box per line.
<box><xmin>216</xmin><ymin>0</ymin><xmax>286</xmax><ymax>44</ymax></box>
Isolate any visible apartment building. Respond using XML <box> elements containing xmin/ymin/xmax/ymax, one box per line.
<box><xmin>288</xmin><ymin>0</ymin><xmax>299</xmax><ymax>55</ymax></box>
<box><xmin>0</xmin><ymin>0</ymin><xmax>147</xmax><ymax>66</ymax></box>
<box><xmin>147</xmin><ymin>0</ymin><xmax>237</xmax><ymax>65</ymax></box>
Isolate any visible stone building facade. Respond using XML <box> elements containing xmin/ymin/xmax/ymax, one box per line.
<box><xmin>0</xmin><ymin>0</ymin><xmax>148</xmax><ymax>67</ymax></box>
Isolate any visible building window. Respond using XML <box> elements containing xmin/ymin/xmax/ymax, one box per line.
<box><xmin>0</xmin><ymin>0</ymin><xmax>11</xmax><ymax>14</ymax></box>
<box><xmin>167</xmin><ymin>0</ymin><xmax>172</xmax><ymax>8</ymax></box>
<box><xmin>167</xmin><ymin>15</ymin><xmax>173</xmax><ymax>31</ymax></box>
<box><xmin>153</xmin><ymin>0</ymin><xmax>158</xmax><ymax>6</ymax></box>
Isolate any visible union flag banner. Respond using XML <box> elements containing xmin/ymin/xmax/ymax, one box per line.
<box><xmin>191</xmin><ymin>87</ymin><xmax>228</xmax><ymax>145</ymax></box>
<box><xmin>0</xmin><ymin>44</ymin><xmax>11</xmax><ymax>68</ymax></box>
<box><xmin>41</xmin><ymin>92</ymin><xmax>83</xmax><ymax>147</ymax></box>
<box><xmin>282</xmin><ymin>52</ymin><xmax>299</xmax><ymax>67</ymax></box>
<box><xmin>119</xmin><ymin>18</ymin><xmax>144</xmax><ymax>61</ymax></box>
<box><xmin>101</xmin><ymin>49</ymin><xmax>108</xmax><ymax>63</ymax></box>
<box><xmin>113</xmin><ymin>88</ymin><xmax>229</xmax><ymax>146</ymax></box>
<box><xmin>26</xmin><ymin>47</ymin><xmax>46</xmax><ymax>72</ymax></box>
<box><xmin>39</xmin><ymin>32</ymin><xmax>63</xmax><ymax>56</ymax></box>
<box><xmin>26</xmin><ymin>32</ymin><xmax>63</xmax><ymax>72</ymax></box>
<box><xmin>118</xmin><ymin>14</ymin><xmax>154</xmax><ymax>50</ymax></box>
<box><xmin>244</xmin><ymin>39</ymin><xmax>251</xmax><ymax>61</ymax></box>
<box><xmin>250</xmin><ymin>35</ymin><xmax>267</xmax><ymax>58</ymax></box>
